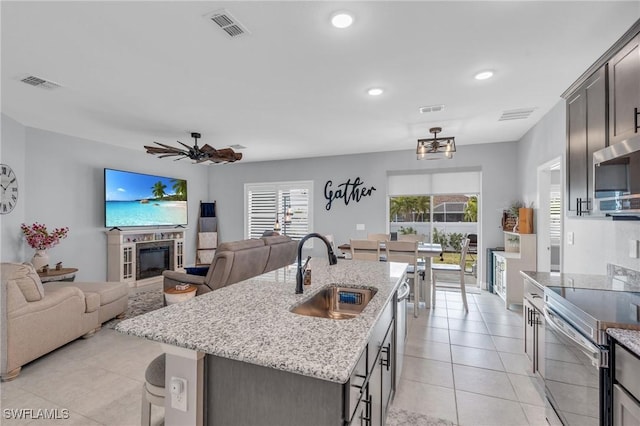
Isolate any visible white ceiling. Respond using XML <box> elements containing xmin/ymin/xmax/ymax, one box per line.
<box><xmin>2</xmin><ymin>1</ymin><xmax>639</xmax><ymax>163</ymax></box>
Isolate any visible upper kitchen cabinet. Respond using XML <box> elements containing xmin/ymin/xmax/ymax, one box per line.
<box><xmin>609</xmin><ymin>34</ymin><xmax>640</xmax><ymax>145</ymax></box>
<box><xmin>566</xmin><ymin>67</ymin><xmax>607</xmax><ymax>215</ymax></box>
<box><xmin>562</xmin><ymin>19</ymin><xmax>640</xmax><ymax>216</ymax></box>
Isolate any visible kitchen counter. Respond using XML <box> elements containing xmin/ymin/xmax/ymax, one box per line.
<box><xmin>608</xmin><ymin>329</ymin><xmax>640</xmax><ymax>357</ymax></box>
<box><xmin>520</xmin><ymin>270</ymin><xmax>640</xmax><ymax>292</ymax></box>
<box><xmin>116</xmin><ymin>258</ymin><xmax>406</xmax><ymax>384</ymax></box>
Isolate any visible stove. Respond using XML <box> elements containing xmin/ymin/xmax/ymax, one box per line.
<box><xmin>545</xmin><ymin>286</ymin><xmax>640</xmax><ymax>345</ymax></box>
<box><xmin>543</xmin><ymin>286</ymin><xmax>640</xmax><ymax>426</ymax></box>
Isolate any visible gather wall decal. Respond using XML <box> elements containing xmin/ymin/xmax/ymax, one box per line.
<box><xmin>324</xmin><ymin>177</ymin><xmax>376</xmax><ymax>210</ymax></box>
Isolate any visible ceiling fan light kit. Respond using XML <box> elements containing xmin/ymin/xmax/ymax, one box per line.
<box><xmin>416</xmin><ymin>127</ymin><xmax>456</xmax><ymax>160</ymax></box>
<box><xmin>144</xmin><ymin>132</ymin><xmax>242</xmax><ymax>164</ymax></box>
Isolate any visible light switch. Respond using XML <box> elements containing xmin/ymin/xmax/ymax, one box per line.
<box><xmin>567</xmin><ymin>232</ymin><xmax>574</xmax><ymax>245</ymax></box>
<box><xmin>629</xmin><ymin>240</ymin><xmax>639</xmax><ymax>258</ymax></box>
<box><xmin>356</xmin><ymin>224</ymin><xmax>365</xmax><ymax>231</ymax></box>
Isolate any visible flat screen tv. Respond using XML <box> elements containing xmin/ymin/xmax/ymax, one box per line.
<box><xmin>104</xmin><ymin>168</ymin><xmax>188</xmax><ymax>228</ymax></box>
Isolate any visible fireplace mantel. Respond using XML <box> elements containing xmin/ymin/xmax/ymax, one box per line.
<box><xmin>106</xmin><ymin>229</ymin><xmax>185</xmax><ymax>287</ymax></box>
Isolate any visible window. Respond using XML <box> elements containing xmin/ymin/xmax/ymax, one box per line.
<box><xmin>549</xmin><ymin>185</ymin><xmax>562</xmax><ymax>245</ymax></box>
<box><xmin>245</xmin><ymin>181</ymin><xmax>313</xmax><ymax>240</ymax></box>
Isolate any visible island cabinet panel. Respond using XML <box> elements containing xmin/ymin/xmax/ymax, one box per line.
<box><xmin>203</xmin><ymin>294</ymin><xmax>397</xmax><ymax>426</ymax></box>
<box><xmin>609</xmin><ymin>34</ymin><xmax>640</xmax><ymax>146</ymax></box>
<box><xmin>205</xmin><ymin>355</ymin><xmax>344</xmax><ymax>426</ymax></box>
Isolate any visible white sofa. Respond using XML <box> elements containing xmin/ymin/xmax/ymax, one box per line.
<box><xmin>0</xmin><ymin>262</ymin><xmax>129</xmax><ymax>381</ymax></box>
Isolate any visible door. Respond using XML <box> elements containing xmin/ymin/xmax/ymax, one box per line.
<box><xmin>537</xmin><ymin>158</ymin><xmax>563</xmax><ymax>273</ymax></box>
<box><xmin>609</xmin><ymin>34</ymin><xmax>640</xmax><ymax>145</ymax></box>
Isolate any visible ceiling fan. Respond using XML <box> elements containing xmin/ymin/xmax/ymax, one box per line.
<box><xmin>144</xmin><ymin>132</ymin><xmax>242</xmax><ymax>163</ymax></box>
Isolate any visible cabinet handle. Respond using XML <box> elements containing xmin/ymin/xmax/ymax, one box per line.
<box><xmin>381</xmin><ymin>343</ymin><xmax>392</xmax><ymax>370</ymax></box>
<box><xmin>361</xmin><ymin>397</ymin><xmax>372</xmax><ymax>426</ymax></box>
<box><xmin>352</xmin><ymin>374</ymin><xmax>367</xmax><ymax>390</ymax></box>
<box><xmin>635</xmin><ymin>107</ymin><xmax>639</xmax><ymax>132</ymax></box>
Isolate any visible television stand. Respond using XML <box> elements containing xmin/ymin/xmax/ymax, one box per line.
<box><xmin>106</xmin><ymin>228</ymin><xmax>187</xmax><ymax>288</ymax></box>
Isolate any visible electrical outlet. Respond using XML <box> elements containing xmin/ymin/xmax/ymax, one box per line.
<box><xmin>629</xmin><ymin>240</ymin><xmax>639</xmax><ymax>258</ymax></box>
<box><xmin>170</xmin><ymin>377</ymin><xmax>187</xmax><ymax>412</ymax></box>
<box><xmin>567</xmin><ymin>232</ymin><xmax>574</xmax><ymax>245</ymax></box>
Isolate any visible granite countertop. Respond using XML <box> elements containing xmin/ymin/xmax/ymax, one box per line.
<box><xmin>608</xmin><ymin>329</ymin><xmax>640</xmax><ymax>357</ymax></box>
<box><xmin>116</xmin><ymin>258</ymin><xmax>406</xmax><ymax>384</ymax></box>
<box><xmin>520</xmin><ymin>270</ymin><xmax>640</xmax><ymax>293</ymax></box>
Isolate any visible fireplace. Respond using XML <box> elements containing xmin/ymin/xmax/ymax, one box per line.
<box><xmin>136</xmin><ymin>241</ymin><xmax>174</xmax><ymax>280</ymax></box>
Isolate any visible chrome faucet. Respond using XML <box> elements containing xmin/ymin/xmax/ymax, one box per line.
<box><xmin>296</xmin><ymin>233</ymin><xmax>338</xmax><ymax>294</ymax></box>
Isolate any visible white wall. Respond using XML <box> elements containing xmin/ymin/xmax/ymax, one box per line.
<box><xmin>517</xmin><ymin>101</ymin><xmax>640</xmax><ymax>273</ymax></box>
<box><xmin>208</xmin><ymin>142</ymin><xmax>520</xmax><ymax>286</ymax></box>
<box><xmin>1</xmin><ymin>115</ymin><xmax>210</xmax><ymax>282</ymax></box>
<box><xmin>0</xmin><ymin>114</ymin><xmax>28</xmax><ymax>262</ymax></box>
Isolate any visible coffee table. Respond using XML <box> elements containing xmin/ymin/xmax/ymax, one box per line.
<box><xmin>164</xmin><ymin>285</ymin><xmax>198</xmax><ymax>305</ymax></box>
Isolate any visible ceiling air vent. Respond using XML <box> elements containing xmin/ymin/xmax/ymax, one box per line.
<box><xmin>499</xmin><ymin>108</ymin><xmax>536</xmax><ymax>121</ymax></box>
<box><xmin>20</xmin><ymin>75</ymin><xmax>61</xmax><ymax>90</ymax></box>
<box><xmin>206</xmin><ymin>9</ymin><xmax>250</xmax><ymax>38</ymax></box>
<box><xmin>229</xmin><ymin>144</ymin><xmax>246</xmax><ymax>150</ymax></box>
<box><xmin>419</xmin><ymin>104</ymin><xmax>445</xmax><ymax>114</ymax></box>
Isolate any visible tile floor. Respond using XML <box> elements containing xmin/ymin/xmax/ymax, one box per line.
<box><xmin>394</xmin><ymin>289</ymin><xmax>547</xmax><ymax>426</ymax></box>
<box><xmin>0</xmin><ymin>289</ymin><xmax>545</xmax><ymax>425</ymax></box>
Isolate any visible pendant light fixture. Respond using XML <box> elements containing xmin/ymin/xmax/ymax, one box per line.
<box><xmin>416</xmin><ymin>127</ymin><xmax>456</xmax><ymax>160</ymax></box>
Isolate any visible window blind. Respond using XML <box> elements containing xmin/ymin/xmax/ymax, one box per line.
<box><xmin>245</xmin><ymin>181</ymin><xmax>313</xmax><ymax>240</ymax></box>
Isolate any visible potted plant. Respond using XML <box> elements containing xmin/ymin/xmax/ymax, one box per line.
<box><xmin>21</xmin><ymin>223</ymin><xmax>69</xmax><ymax>271</ymax></box>
<box><xmin>502</xmin><ymin>201</ymin><xmax>523</xmax><ymax>231</ymax></box>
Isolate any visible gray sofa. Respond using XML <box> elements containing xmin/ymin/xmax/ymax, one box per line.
<box><xmin>163</xmin><ymin>235</ymin><xmax>297</xmax><ymax>296</ymax></box>
<box><xmin>0</xmin><ymin>262</ymin><xmax>128</xmax><ymax>381</ymax></box>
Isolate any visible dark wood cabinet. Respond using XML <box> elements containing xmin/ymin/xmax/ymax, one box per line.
<box><xmin>609</xmin><ymin>34</ymin><xmax>640</xmax><ymax>145</ymax></box>
<box><xmin>566</xmin><ymin>67</ymin><xmax>607</xmax><ymax>214</ymax></box>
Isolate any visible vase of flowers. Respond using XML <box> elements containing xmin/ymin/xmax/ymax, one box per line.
<box><xmin>20</xmin><ymin>223</ymin><xmax>69</xmax><ymax>271</ymax></box>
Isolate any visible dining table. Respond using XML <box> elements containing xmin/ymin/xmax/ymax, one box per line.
<box><xmin>337</xmin><ymin>242</ymin><xmax>443</xmax><ymax>316</ymax></box>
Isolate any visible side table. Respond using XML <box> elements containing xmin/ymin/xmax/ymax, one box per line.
<box><xmin>37</xmin><ymin>268</ymin><xmax>78</xmax><ymax>283</ymax></box>
<box><xmin>164</xmin><ymin>285</ymin><xmax>198</xmax><ymax>305</ymax></box>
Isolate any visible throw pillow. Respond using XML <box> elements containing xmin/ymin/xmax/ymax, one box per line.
<box><xmin>0</xmin><ymin>262</ymin><xmax>45</xmax><ymax>302</ymax></box>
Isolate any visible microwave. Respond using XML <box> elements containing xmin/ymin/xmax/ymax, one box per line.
<box><xmin>593</xmin><ymin>137</ymin><xmax>640</xmax><ymax>214</ymax></box>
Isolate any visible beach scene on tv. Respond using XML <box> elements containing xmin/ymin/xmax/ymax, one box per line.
<box><xmin>105</xmin><ymin>169</ymin><xmax>187</xmax><ymax>227</ymax></box>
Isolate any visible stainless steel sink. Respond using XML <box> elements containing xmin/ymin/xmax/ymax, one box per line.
<box><xmin>290</xmin><ymin>285</ymin><xmax>377</xmax><ymax>320</ymax></box>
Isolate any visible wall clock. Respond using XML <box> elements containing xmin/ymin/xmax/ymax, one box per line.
<box><xmin>0</xmin><ymin>163</ymin><xmax>18</xmax><ymax>215</ymax></box>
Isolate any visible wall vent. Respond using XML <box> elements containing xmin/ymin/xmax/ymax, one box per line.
<box><xmin>229</xmin><ymin>144</ymin><xmax>246</xmax><ymax>150</ymax></box>
<box><xmin>20</xmin><ymin>75</ymin><xmax>61</xmax><ymax>90</ymax></box>
<box><xmin>499</xmin><ymin>107</ymin><xmax>536</xmax><ymax>121</ymax></box>
<box><xmin>205</xmin><ymin>9</ymin><xmax>250</xmax><ymax>38</ymax></box>
<box><xmin>419</xmin><ymin>104</ymin><xmax>445</xmax><ymax>114</ymax></box>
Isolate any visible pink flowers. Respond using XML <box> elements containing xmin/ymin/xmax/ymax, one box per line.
<box><xmin>20</xmin><ymin>223</ymin><xmax>69</xmax><ymax>250</ymax></box>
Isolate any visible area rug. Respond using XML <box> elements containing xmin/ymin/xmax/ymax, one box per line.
<box><xmin>105</xmin><ymin>288</ymin><xmax>164</xmax><ymax>329</ymax></box>
<box><xmin>386</xmin><ymin>407</ymin><xmax>457</xmax><ymax>426</ymax></box>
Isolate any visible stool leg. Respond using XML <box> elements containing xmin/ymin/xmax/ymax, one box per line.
<box><xmin>141</xmin><ymin>384</ymin><xmax>151</xmax><ymax>426</ymax></box>
<box><xmin>431</xmin><ymin>270</ymin><xmax>437</xmax><ymax>307</ymax></box>
<box><xmin>460</xmin><ymin>270</ymin><xmax>469</xmax><ymax>312</ymax></box>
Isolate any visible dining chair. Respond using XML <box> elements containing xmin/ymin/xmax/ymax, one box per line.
<box><xmin>431</xmin><ymin>238</ymin><xmax>470</xmax><ymax>312</ymax></box>
<box><xmin>398</xmin><ymin>233</ymin><xmax>425</xmax><ymax>243</ymax></box>
<box><xmin>385</xmin><ymin>240</ymin><xmax>421</xmax><ymax>317</ymax></box>
<box><xmin>367</xmin><ymin>233</ymin><xmax>390</xmax><ymax>242</ymax></box>
<box><xmin>350</xmin><ymin>239</ymin><xmax>380</xmax><ymax>261</ymax></box>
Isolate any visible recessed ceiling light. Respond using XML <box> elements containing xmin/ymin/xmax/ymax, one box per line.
<box><xmin>367</xmin><ymin>87</ymin><xmax>384</xmax><ymax>96</ymax></box>
<box><xmin>474</xmin><ymin>70</ymin><xmax>494</xmax><ymax>80</ymax></box>
<box><xmin>331</xmin><ymin>12</ymin><xmax>354</xmax><ymax>29</ymax></box>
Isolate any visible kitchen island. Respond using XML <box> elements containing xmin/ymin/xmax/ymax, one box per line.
<box><xmin>117</xmin><ymin>258</ymin><xmax>407</xmax><ymax>425</ymax></box>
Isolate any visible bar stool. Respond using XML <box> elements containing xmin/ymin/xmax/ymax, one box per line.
<box><xmin>141</xmin><ymin>353</ymin><xmax>165</xmax><ymax>426</ymax></box>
